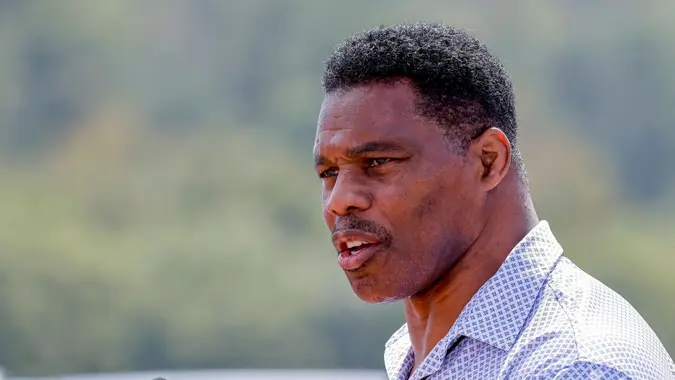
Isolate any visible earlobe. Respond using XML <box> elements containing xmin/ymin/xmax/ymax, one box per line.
<box><xmin>476</xmin><ymin>128</ymin><xmax>511</xmax><ymax>191</ymax></box>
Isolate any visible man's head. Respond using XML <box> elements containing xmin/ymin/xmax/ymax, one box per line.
<box><xmin>314</xmin><ymin>23</ymin><xmax>525</xmax><ymax>303</ymax></box>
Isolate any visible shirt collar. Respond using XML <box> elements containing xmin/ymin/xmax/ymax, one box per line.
<box><xmin>451</xmin><ymin>220</ymin><xmax>563</xmax><ymax>351</ymax></box>
<box><xmin>384</xmin><ymin>220</ymin><xmax>564</xmax><ymax>378</ymax></box>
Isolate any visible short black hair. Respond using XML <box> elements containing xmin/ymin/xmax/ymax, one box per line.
<box><xmin>322</xmin><ymin>22</ymin><xmax>520</xmax><ymax>160</ymax></box>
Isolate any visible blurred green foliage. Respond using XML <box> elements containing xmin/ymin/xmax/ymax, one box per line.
<box><xmin>0</xmin><ymin>0</ymin><xmax>674</xmax><ymax>376</ymax></box>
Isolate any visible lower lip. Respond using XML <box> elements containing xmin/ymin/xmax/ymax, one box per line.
<box><xmin>337</xmin><ymin>244</ymin><xmax>381</xmax><ymax>271</ymax></box>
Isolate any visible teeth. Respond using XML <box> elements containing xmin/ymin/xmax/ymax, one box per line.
<box><xmin>346</xmin><ymin>241</ymin><xmax>367</xmax><ymax>249</ymax></box>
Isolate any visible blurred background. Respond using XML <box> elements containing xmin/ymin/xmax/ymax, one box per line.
<box><xmin>1</xmin><ymin>0</ymin><xmax>674</xmax><ymax>378</ymax></box>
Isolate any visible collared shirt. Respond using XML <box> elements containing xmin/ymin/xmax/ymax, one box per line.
<box><xmin>384</xmin><ymin>221</ymin><xmax>675</xmax><ymax>379</ymax></box>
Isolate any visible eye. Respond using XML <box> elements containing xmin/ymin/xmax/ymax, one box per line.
<box><xmin>319</xmin><ymin>168</ymin><xmax>338</xmax><ymax>178</ymax></box>
<box><xmin>369</xmin><ymin>158</ymin><xmax>393</xmax><ymax>167</ymax></box>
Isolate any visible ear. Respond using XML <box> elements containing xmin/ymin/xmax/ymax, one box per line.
<box><xmin>469</xmin><ymin>127</ymin><xmax>511</xmax><ymax>191</ymax></box>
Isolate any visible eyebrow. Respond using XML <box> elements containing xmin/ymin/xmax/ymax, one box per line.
<box><xmin>314</xmin><ymin>141</ymin><xmax>409</xmax><ymax>167</ymax></box>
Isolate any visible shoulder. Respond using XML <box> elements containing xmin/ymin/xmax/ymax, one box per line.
<box><xmin>513</xmin><ymin>257</ymin><xmax>675</xmax><ymax>379</ymax></box>
<box><xmin>530</xmin><ymin>359</ymin><xmax>675</xmax><ymax>379</ymax></box>
<box><xmin>521</xmin><ymin>350</ymin><xmax>675</xmax><ymax>379</ymax></box>
<box><xmin>538</xmin><ymin>360</ymin><xmax>632</xmax><ymax>379</ymax></box>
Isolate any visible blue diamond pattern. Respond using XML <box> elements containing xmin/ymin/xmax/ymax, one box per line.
<box><xmin>384</xmin><ymin>221</ymin><xmax>675</xmax><ymax>379</ymax></box>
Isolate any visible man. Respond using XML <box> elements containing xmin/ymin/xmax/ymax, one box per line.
<box><xmin>313</xmin><ymin>23</ymin><xmax>675</xmax><ymax>379</ymax></box>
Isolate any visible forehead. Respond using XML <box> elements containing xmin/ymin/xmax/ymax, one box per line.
<box><xmin>315</xmin><ymin>83</ymin><xmax>436</xmax><ymax>152</ymax></box>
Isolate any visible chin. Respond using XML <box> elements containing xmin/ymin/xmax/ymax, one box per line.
<box><xmin>349</xmin><ymin>279</ymin><xmax>405</xmax><ymax>304</ymax></box>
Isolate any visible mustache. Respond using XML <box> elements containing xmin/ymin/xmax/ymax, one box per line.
<box><xmin>332</xmin><ymin>215</ymin><xmax>393</xmax><ymax>245</ymax></box>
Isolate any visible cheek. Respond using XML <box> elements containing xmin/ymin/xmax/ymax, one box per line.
<box><xmin>412</xmin><ymin>188</ymin><xmax>441</xmax><ymax>220</ymax></box>
<box><xmin>405</xmin><ymin>178</ymin><xmax>450</xmax><ymax>220</ymax></box>
<box><xmin>374</xmin><ymin>183</ymin><xmax>412</xmax><ymax>221</ymax></box>
<box><xmin>385</xmin><ymin>173</ymin><xmax>474</xmax><ymax>242</ymax></box>
<box><xmin>374</xmin><ymin>179</ymin><xmax>444</xmax><ymax>240</ymax></box>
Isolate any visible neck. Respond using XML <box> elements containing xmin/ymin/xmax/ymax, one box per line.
<box><xmin>404</xmin><ymin>182</ymin><xmax>538</xmax><ymax>371</ymax></box>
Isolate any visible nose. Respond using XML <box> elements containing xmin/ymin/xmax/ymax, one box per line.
<box><xmin>324</xmin><ymin>171</ymin><xmax>371</xmax><ymax>216</ymax></box>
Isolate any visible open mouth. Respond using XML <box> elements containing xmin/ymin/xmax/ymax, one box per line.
<box><xmin>337</xmin><ymin>240</ymin><xmax>382</xmax><ymax>271</ymax></box>
<box><xmin>332</xmin><ymin>229</ymin><xmax>383</xmax><ymax>270</ymax></box>
<box><xmin>341</xmin><ymin>240</ymin><xmax>378</xmax><ymax>256</ymax></box>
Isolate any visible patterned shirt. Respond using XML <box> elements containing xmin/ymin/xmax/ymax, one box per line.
<box><xmin>384</xmin><ymin>221</ymin><xmax>675</xmax><ymax>379</ymax></box>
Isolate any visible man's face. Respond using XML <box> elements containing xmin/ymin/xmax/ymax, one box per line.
<box><xmin>313</xmin><ymin>82</ymin><xmax>487</xmax><ymax>303</ymax></box>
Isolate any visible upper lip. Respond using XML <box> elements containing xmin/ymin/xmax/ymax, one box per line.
<box><xmin>332</xmin><ymin>229</ymin><xmax>381</xmax><ymax>253</ymax></box>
